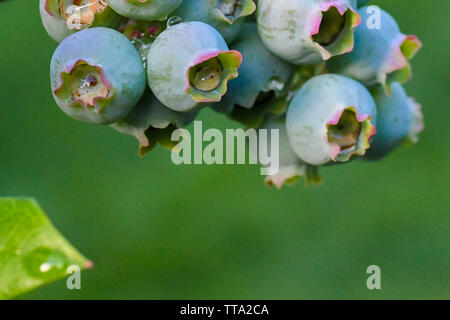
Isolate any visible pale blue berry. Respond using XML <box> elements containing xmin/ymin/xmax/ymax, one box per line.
<box><xmin>286</xmin><ymin>74</ymin><xmax>377</xmax><ymax>165</ymax></box>
<box><xmin>257</xmin><ymin>0</ymin><xmax>361</xmax><ymax>65</ymax></box>
<box><xmin>147</xmin><ymin>21</ymin><xmax>242</xmax><ymax>112</ymax></box>
<box><xmin>365</xmin><ymin>82</ymin><xmax>424</xmax><ymax>159</ymax></box>
<box><xmin>50</xmin><ymin>27</ymin><xmax>146</xmax><ymax>124</ymax></box>
<box><xmin>40</xmin><ymin>0</ymin><xmax>121</xmax><ymax>42</ymax></box>
<box><xmin>328</xmin><ymin>7</ymin><xmax>422</xmax><ymax>91</ymax></box>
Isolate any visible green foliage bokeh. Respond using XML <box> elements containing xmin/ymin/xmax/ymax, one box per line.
<box><xmin>0</xmin><ymin>0</ymin><xmax>448</xmax><ymax>299</ymax></box>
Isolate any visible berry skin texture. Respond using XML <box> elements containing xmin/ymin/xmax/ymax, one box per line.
<box><xmin>147</xmin><ymin>21</ymin><xmax>242</xmax><ymax>112</ymax></box>
<box><xmin>328</xmin><ymin>7</ymin><xmax>422</xmax><ymax>91</ymax></box>
<box><xmin>365</xmin><ymin>82</ymin><xmax>424</xmax><ymax>160</ymax></box>
<box><xmin>257</xmin><ymin>0</ymin><xmax>361</xmax><ymax>65</ymax></box>
<box><xmin>172</xmin><ymin>0</ymin><xmax>256</xmax><ymax>44</ymax></box>
<box><xmin>111</xmin><ymin>90</ymin><xmax>198</xmax><ymax>156</ymax></box>
<box><xmin>105</xmin><ymin>0</ymin><xmax>182</xmax><ymax>21</ymax></box>
<box><xmin>260</xmin><ymin>116</ymin><xmax>321</xmax><ymax>189</ymax></box>
<box><xmin>286</xmin><ymin>74</ymin><xmax>377</xmax><ymax>166</ymax></box>
<box><xmin>39</xmin><ymin>0</ymin><xmax>122</xmax><ymax>42</ymax></box>
<box><xmin>50</xmin><ymin>27</ymin><xmax>147</xmax><ymax>124</ymax></box>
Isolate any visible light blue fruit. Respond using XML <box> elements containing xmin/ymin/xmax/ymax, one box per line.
<box><xmin>257</xmin><ymin>0</ymin><xmax>361</xmax><ymax>65</ymax></box>
<box><xmin>365</xmin><ymin>82</ymin><xmax>424</xmax><ymax>159</ymax></box>
<box><xmin>105</xmin><ymin>0</ymin><xmax>182</xmax><ymax>21</ymax></box>
<box><xmin>172</xmin><ymin>0</ymin><xmax>256</xmax><ymax>44</ymax></box>
<box><xmin>286</xmin><ymin>74</ymin><xmax>377</xmax><ymax>165</ymax></box>
<box><xmin>328</xmin><ymin>7</ymin><xmax>422</xmax><ymax>91</ymax></box>
<box><xmin>50</xmin><ymin>27</ymin><xmax>146</xmax><ymax>125</ymax></box>
<box><xmin>39</xmin><ymin>0</ymin><xmax>122</xmax><ymax>42</ymax></box>
<box><xmin>147</xmin><ymin>21</ymin><xmax>242</xmax><ymax>112</ymax></box>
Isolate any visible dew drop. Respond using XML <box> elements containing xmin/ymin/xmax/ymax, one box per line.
<box><xmin>22</xmin><ymin>247</ymin><xmax>69</xmax><ymax>279</ymax></box>
<box><xmin>189</xmin><ymin>58</ymin><xmax>223</xmax><ymax>92</ymax></box>
<box><xmin>167</xmin><ymin>16</ymin><xmax>182</xmax><ymax>28</ymax></box>
<box><xmin>131</xmin><ymin>36</ymin><xmax>152</xmax><ymax>68</ymax></box>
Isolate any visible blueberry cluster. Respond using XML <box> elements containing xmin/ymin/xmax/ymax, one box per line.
<box><xmin>41</xmin><ymin>0</ymin><xmax>424</xmax><ymax>188</ymax></box>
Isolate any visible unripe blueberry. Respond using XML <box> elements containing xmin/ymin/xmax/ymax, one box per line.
<box><xmin>112</xmin><ymin>90</ymin><xmax>198</xmax><ymax>156</ymax></box>
<box><xmin>39</xmin><ymin>0</ymin><xmax>122</xmax><ymax>42</ymax></box>
<box><xmin>328</xmin><ymin>7</ymin><xmax>422</xmax><ymax>91</ymax></box>
<box><xmin>365</xmin><ymin>83</ymin><xmax>424</xmax><ymax>160</ymax></box>
<box><xmin>50</xmin><ymin>27</ymin><xmax>146</xmax><ymax>124</ymax></box>
<box><xmin>147</xmin><ymin>21</ymin><xmax>242</xmax><ymax>112</ymax></box>
<box><xmin>286</xmin><ymin>74</ymin><xmax>377</xmax><ymax>165</ymax></box>
<box><xmin>172</xmin><ymin>0</ymin><xmax>256</xmax><ymax>44</ymax></box>
<box><xmin>215</xmin><ymin>23</ymin><xmax>294</xmax><ymax>113</ymax></box>
<box><xmin>257</xmin><ymin>0</ymin><xmax>361</xmax><ymax>65</ymax></box>
<box><xmin>105</xmin><ymin>0</ymin><xmax>182</xmax><ymax>21</ymax></box>
<box><xmin>261</xmin><ymin>116</ymin><xmax>321</xmax><ymax>189</ymax></box>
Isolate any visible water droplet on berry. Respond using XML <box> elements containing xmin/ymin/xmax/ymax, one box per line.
<box><xmin>131</xmin><ymin>35</ymin><xmax>153</xmax><ymax>69</ymax></box>
<box><xmin>189</xmin><ymin>58</ymin><xmax>223</xmax><ymax>92</ymax></box>
<box><xmin>167</xmin><ymin>16</ymin><xmax>182</xmax><ymax>28</ymax></box>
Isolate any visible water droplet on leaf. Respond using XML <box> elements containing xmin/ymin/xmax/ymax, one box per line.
<box><xmin>22</xmin><ymin>247</ymin><xmax>69</xmax><ymax>279</ymax></box>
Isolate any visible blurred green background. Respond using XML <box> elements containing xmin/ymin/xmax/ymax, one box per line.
<box><xmin>0</xmin><ymin>0</ymin><xmax>449</xmax><ymax>299</ymax></box>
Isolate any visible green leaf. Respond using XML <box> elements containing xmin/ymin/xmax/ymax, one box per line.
<box><xmin>0</xmin><ymin>198</ymin><xmax>91</xmax><ymax>299</ymax></box>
